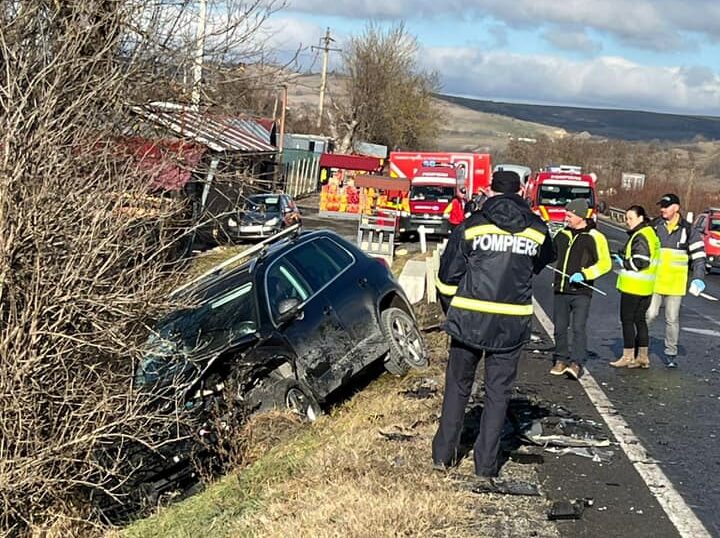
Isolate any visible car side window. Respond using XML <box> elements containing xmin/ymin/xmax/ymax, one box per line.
<box><xmin>266</xmin><ymin>261</ymin><xmax>311</xmax><ymax>322</ymax></box>
<box><xmin>695</xmin><ymin>215</ymin><xmax>707</xmax><ymax>232</ymax></box>
<box><xmin>286</xmin><ymin>238</ymin><xmax>354</xmax><ymax>292</ymax></box>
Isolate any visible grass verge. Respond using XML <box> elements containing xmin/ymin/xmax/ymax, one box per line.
<box><xmin>120</xmin><ymin>312</ymin><xmax>558</xmax><ymax>538</ymax></box>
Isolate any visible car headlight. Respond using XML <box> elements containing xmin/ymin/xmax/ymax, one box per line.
<box><xmin>228</xmin><ymin>217</ymin><xmax>238</xmax><ymax>227</ymax></box>
<box><xmin>709</xmin><ymin>238</ymin><xmax>720</xmax><ymax>247</ymax></box>
<box><xmin>265</xmin><ymin>217</ymin><xmax>279</xmax><ymax>226</ymax></box>
<box><xmin>399</xmin><ymin>211</ymin><xmax>410</xmax><ymax>217</ymax></box>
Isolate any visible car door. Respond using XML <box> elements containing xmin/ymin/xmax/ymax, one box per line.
<box><xmin>264</xmin><ymin>255</ymin><xmax>353</xmax><ymax>398</ymax></box>
<box><xmin>286</xmin><ymin>237</ymin><xmax>385</xmax><ymax>371</ymax></box>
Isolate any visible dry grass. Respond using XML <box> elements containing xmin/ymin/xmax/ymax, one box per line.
<box><xmin>122</xmin><ymin>314</ymin><xmax>558</xmax><ymax>537</ymax></box>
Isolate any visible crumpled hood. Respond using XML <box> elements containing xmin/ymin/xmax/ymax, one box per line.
<box><xmin>481</xmin><ymin>193</ymin><xmax>532</xmax><ymax>234</ymax></box>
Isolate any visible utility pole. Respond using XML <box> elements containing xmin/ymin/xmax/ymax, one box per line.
<box><xmin>312</xmin><ymin>28</ymin><xmax>341</xmax><ymax>128</ymax></box>
<box><xmin>191</xmin><ymin>0</ymin><xmax>207</xmax><ymax>109</ymax></box>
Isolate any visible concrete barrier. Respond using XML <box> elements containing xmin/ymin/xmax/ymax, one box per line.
<box><xmin>398</xmin><ymin>260</ymin><xmax>426</xmax><ymax>304</ymax></box>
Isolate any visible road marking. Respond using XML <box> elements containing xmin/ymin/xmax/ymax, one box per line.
<box><xmin>682</xmin><ymin>327</ymin><xmax>720</xmax><ymax>337</ymax></box>
<box><xmin>532</xmin><ymin>296</ymin><xmax>711</xmax><ymax>538</ymax></box>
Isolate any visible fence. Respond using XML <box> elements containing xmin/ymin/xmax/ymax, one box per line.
<box><xmin>280</xmin><ymin>148</ymin><xmax>320</xmax><ymax>199</ymax></box>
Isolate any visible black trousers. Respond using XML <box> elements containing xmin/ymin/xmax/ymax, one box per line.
<box><xmin>432</xmin><ymin>339</ymin><xmax>520</xmax><ymax>477</ymax></box>
<box><xmin>553</xmin><ymin>293</ymin><xmax>591</xmax><ymax>365</ymax></box>
<box><xmin>620</xmin><ymin>292</ymin><xmax>651</xmax><ymax>348</ymax></box>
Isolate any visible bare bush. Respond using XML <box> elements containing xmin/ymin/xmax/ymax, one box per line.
<box><xmin>0</xmin><ymin>0</ymin><xmax>285</xmax><ymax>533</ymax></box>
<box><xmin>502</xmin><ymin>136</ymin><xmax>717</xmax><ymax>215</ymax></box>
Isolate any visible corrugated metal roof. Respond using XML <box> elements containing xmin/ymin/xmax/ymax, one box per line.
<box><xmin>319</xmin><ymin>153</ymin><xmax>382</xmax><ymax>172</ymax></box>
<box><xmin>131</xmin><ymin>102</ymin><xmax>277</xmax><ymax>153</ymax></box>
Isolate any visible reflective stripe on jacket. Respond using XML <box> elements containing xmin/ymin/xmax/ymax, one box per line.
<box><xmin>437</xmin><ymin>193</ymin><xmax>555</xmax><ymax>352</ymax></box>
<box><xmin>652</xmin><ymin>216</ymin><xmax>706</xmax><ymax>296</ymax></box>
<box><xmin>616</xmin><ymin>223</ymin><xmax>660</xmax><ymax>296</ymax></box>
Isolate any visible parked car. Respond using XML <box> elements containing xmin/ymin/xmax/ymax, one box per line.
<box><xmin>96</xmin><ymin>227</ymin><xmax>428</xmax><ymax>520</ymax></box>
<box><xmin>223</xmin><ymin>193</ymin><xmax>302</xmax><ymax>241</ymax></box>
<box><xmin>693</xmin><ymin>207</ymin><xmax>720</xmax><ymax>273</ymax></box>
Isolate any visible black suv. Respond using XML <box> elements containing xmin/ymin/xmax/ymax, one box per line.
<box><xmin>108</xmin><ymin>228</ymin><xmax>428</xmax><ymax>513</ymax></box>
<box><xmin>138</xmin><ymin>227</ymin><xmax>427</xmax><ymax>410</ymax></box>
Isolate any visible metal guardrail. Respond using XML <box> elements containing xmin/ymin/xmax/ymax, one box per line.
<box><xmin>606</xmin><ymin>206</ymin><xmax>625</xmax><ymax>224</ymax></box>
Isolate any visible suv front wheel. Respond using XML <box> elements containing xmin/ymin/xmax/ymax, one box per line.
<box><xmin>380</xmin><ymin>307</ymin><xmax>428</xmax><ymax>375</ymax></box>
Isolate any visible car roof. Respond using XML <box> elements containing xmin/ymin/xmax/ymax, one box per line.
<box><xmin>183</xmin><ymin>230</ymin><xmax>351</xmax><ymax>300</ymax></box>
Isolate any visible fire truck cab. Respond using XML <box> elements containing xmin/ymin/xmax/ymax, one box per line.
<box><xmin>525</xmin><ymin>165</ymin><xmax>597</xmax><ymax>234</ymax></box>
<box><xmin>389</xmin><ymin>152</ymin><xmax>492</xmax><ymax>237</ymax></box>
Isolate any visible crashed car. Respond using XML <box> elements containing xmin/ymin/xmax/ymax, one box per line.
<box><xmin>223</xmin><ymin>193</ymin><xmax>302</xmax><ymax>241</ymax></box>
<box><xmin>103</xmin><ymin>228</ymin><xmax>427</xmax><ymax>516</ymax></box>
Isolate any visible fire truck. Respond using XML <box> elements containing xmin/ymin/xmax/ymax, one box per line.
<box><xmin>388</xmin><ymin>152</ymin><xmax>492</xmax><ymax>236</ymax></box>
<box><xmin>525</xmin><ymin>165</ymin><xmax>597</xmax><ymax>234</ymax></box>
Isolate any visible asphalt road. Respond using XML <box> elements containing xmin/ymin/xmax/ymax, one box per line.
<box><xmin>533</xmin><ymin>219</ymin><xmax>720</xmax><ymax>536</ymax></box>
<box><xmin>300</xmin><ymin>204</ymin><xmax>720</xmax><ymax>534</ymax></box>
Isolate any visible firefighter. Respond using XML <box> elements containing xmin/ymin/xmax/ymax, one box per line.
<box><xmin>647</xmin><ymin>193</ymin><xmax>706</xmax><ymax>368</ymax></box>
<box><xmin>444</xmin><ymin>187</ymin><xmax>467</xmax><ymax>227</ymax></box>
<box><xmin>432</xmin><ymin>171</ymin><xmax>555</xmax><ymax>478</ymax></box>
<box><xmin>550</xmin><ymin>198</ymin><xmax>612</xmax><ymax>380</ymax></box>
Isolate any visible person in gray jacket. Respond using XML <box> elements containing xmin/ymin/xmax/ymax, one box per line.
<box><xmin>647</xmin><ymin>193</ymin><xmax>706</xmax><ymax>368</ymax></box>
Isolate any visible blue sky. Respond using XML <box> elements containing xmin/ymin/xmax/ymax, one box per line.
<box><xmin>265</xmin><ymin>0</ymin><xmax>720</xmax><ymax>116</ymax></box>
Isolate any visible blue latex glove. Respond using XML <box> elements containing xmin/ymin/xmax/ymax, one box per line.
<box><xmin>569</xmin><ymin>272</ymin><xmax>585</xmax><ymax>284</ymax></box>
<box><xmin>690</xmin><ymin>279</ymin><xmax>706</xmax><ymax>293</ymax></box>
<box><xmin>612</xmin><ymin>254</ymin><xmax>624</xmax><ymax>266</ymax></box>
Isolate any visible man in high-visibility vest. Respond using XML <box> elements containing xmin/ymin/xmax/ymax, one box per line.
<box><xmin>550</xmin><ymin>198</ymin><xmax>612</xmax><ymax>380</ymax></box>
<box><xmin>647</xmin><ymin>193</ymin><xmax>706</xmax><ymax>368</ymax></box>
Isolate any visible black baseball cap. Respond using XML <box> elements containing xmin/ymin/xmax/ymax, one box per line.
<box><xmin>657</xmin><ymin>193</ymin><xmax>680</xmax><ymax>208</ymax></box>
<box><xmin>491</xmin><ymin>170</ymin><xmax>521</xmax><ymax>193</ymax></box>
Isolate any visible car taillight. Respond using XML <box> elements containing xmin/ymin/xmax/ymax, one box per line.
<box><xmin>375</xmin><ymin>257</ymin><xmax>390</xmax><ymax>271</ymax></box>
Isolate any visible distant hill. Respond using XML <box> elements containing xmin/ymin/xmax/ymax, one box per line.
<box><xmin>436</xmin><ymin>94</ymin><xmax>720</xmax><ymax>142</ymax></box>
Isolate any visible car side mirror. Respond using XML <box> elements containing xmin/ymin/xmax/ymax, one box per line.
<box><xmin>277</xmin><ymin>297</ymin><xmax>303</xmax><ymax>323</ymax></box>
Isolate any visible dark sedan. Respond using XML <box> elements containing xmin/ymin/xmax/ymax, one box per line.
<box><xmin>223</xmin><ymin>193</ymin><xmax>302</xmax><ymax>241</ymax></box>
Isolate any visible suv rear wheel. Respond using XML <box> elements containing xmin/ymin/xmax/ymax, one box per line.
<box><xmin>380</xmin><ymin>307</ymin><xmax>428</xmax><ymax>375</ymax></box>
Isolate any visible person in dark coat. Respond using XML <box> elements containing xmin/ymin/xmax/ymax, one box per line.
<box><xmin>432</xmin><ymin>170</ymin><xmax>555</xmax><ymax>477</ymax></box>
<box><xmin>549</xmin><ymin>198</ymin><xmax>612</xmax><ymax>380</ymax></box>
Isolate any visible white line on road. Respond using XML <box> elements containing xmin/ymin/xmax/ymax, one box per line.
<box><xmin>682</xmin><ymin>327</ymin><xmax>720</xmax><ymax>337</ymax></box>
<box><xmin>532</xmin><ymin>296</ymin><xmax>711</xmax><ymax>538</ymax></box>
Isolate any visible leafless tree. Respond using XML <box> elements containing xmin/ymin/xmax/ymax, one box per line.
<box><xmin>0</xmin><ymin>0</ymin><xmax>285</xmax><ymax>533</ymax></box>
<box><xmin>328</xmin><ymin>23</ymin><xmax>441</xmax><ymax>154</ymax></box>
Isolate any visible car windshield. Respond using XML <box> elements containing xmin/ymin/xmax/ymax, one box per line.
<box><xmin>710</xmin><ymin>218</ymin><xmax>720</xmax><ymax>232</ymax></box>
<box><xmin>538</xmin><ymin>185</ymin><xmax>594</xmax><ymax>207</ymax></box>
<box><xmin>243</xmin><ymin>195</ymin><xmax>280</xmax><ymax>213</ymax></box>
<box><xmin>137</xmin><ymin>274</ymin><xmax>257</xmax><ymax>385</ymax></box>
<box><xmin>409</xmin><ymin>185</ymin><xmax>454</xmax><ymax>201</ymax></box>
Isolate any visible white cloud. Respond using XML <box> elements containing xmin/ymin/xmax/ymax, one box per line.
<box><xmin>541</xmin><ymin>29</ymin><xmax>602</xmax><ymax>54</ymax></box>
<box><xmin>423</xmin><ymin>47</ymin><xmax>720</xmax><ymax>114</ymax></box>
<box><xmin>285</xmin><ymin>0</ymin><xmax>720</xmax><ymax>52</ymax></box>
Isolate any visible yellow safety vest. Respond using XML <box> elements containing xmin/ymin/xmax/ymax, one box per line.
<box><xmin>655</xmin><ymin>247</ymin><xmax>690</xmax><ymax>296</ymax></box>
<box><xmin>616</xmin><ymin>226</ymin><xmax>660</xmax><ymax>296</ymax></box>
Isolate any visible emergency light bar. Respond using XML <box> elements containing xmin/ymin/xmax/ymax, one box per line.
<box><xmin>544</xmin><ymin>164</ymin><xmax>582</xmax><ymax>174</ymax></box>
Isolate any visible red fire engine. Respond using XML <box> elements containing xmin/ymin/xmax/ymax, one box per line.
<box><xmin>388</xmin><ymin>152</ymin><xmax>492</xmax><ymax>236</ymax></box>
<box><xmin>525</xmin><ymin>165</ymin><xmax>597</xmax><ymax>234</ymax></box>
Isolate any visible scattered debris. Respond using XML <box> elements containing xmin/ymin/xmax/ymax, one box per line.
<box><xmin>468</xmin><ymin>478</ymin><xmax>542</xmax><ymax>497</ymax></box>
<box><xmin>545</xmin><ymin>446</ymin><xmax>614</xmax><ymax>463</ymax></box>
<box><xmin>547</xmin><ymin>499</ymin><xmax>586</xmax><ymax>520</ymax></box>
<box><xmin>420</xmin><ymin>323</ymin><xmax>443</xmax><ymax>333</ymax></box>
<box><xmin>509</xmin><ymin>445</ymin><xmax>545</xmax><ymax>464</ymax></box>
<box><xmin>378</xmin><ymin>425</ymin><xmax>417</xmax><ymax>442</ymax></box>
<box><xmin>400</xmin><ymin>378</ymin><xmax>439</xmax><ymax>399</ymax></box>
<box><xmin>522</xmin><ymin>418</ymin><xmax>611</xmax><ymax>448</ymax></box>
